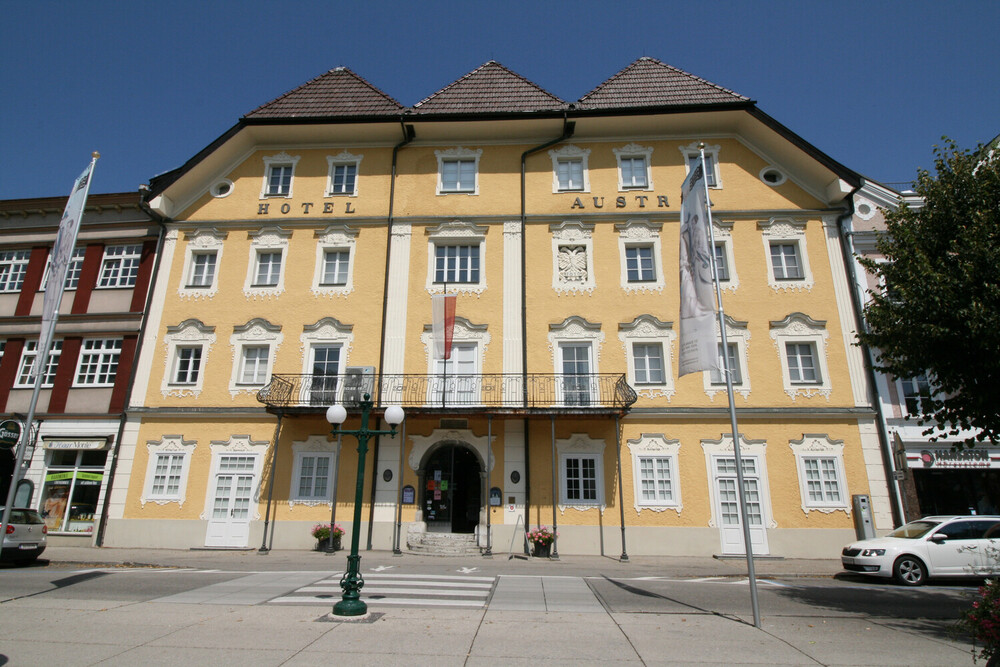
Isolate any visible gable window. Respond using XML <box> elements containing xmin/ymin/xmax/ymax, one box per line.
<box><xmin>548</xmin><ymin>145</ymin><xmax>591</xmax><ymax>193</ymax></box>
<box><xmin>614</xmin><ymin>143</ymin><xmax>653</xmax><ymax>191</ymax></box>
<box><xmin>436</xmin><ymin>147</ymin><xmax>482</xmax><ymax>195</ymax></box>
<box><xmin>260</xmin><ymin>152</ymin><xmax>300</xmax><ymax>199</ymax></box>
<box><xmin>632</xmin><ymin>343</ymin><xmax>665</xmax><ymax>385</ymax></box>
<box><xmin>435</xmin><ymin>245</ymin><xmax>479</xmax><ymax>284</ymax></box>
<box><xmin>99</xmin><ymin>245</ymin><xmax>142</xmax><ymax>288</ymax></box>
<box><xmin>625</xmin><ymin>246</ymin><xmax>655</xmax><ymax>282</ymax></box>
<box><xmin>16</xmin><ymin>340</ymin><xmax>62</xmax><ymax>388</ymax></box>
<box><xmin>785</xmin><ymin>342</ymin><xmax>820</xmax><ymax>384</ymax></box>
<box><xmin>680</xmin><ymin>142</ymin><xmax>722</xmax><ymax>188</ymax></box>
<box><xmin>557</xmin><ymin>159</ymin><xmax>585</xmax><ymax>191</ymax></box>
<box><xmin>254</xmin><ymin>251</ymin><xmax>282</xmax><ymax>287</ymax></box>
<box><xmin>239</xmin><ymin>345</ymin><xmax>270</xmax><ymax>385</ymax></box>
<box><xmin>770</xmin><ymin>242</ymin><xmax>803</xmax><ymax>280</ymax></box>
<box><xmin>172</xmin><ymin>346</ymin><xmax>203</xmax><ymax>385</ymax></box>
<box><xmin>0</xmin><ymin>250</ymin><xmax>31</xmax><ymax>293</ymax></box>
<box><xmin>75</xmin><ymin>338</ymin><xmax>122</xmax><ymax>386</ymax></box>
<box><xmin>710</xmin><ymin>342</ymin><xmax>742</xmax><ymax>386</ymax></box>
<box><xmin>326</xmin><ymin>151</ymin><xmax>362</xmax><ymax>197</ymax></box>
<box><xmin>687</xmin><ymin>153</ymin><xmax>717</xmax><ymax>187</ymax></box>
<box><xmin>901</xmin><ymin>375</ymin><xmax>932</xmax><ymax>414</ymax></box>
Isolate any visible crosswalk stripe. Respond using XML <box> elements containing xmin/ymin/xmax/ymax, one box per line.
<box><xmin>270</xmin><ymin>595</ymin><xmax>486</xmax><ymax>607</ymax></box>
<box><xmin>269</xmin><ymin>572</ymin><xmax>496</xmax><ymax>609</ymax></box>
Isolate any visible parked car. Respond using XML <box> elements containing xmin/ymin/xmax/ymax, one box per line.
<box><xmin>1</xmin><ymin>507</ymin><xmax>47</xmax><ymax>564</ymax></box>
<box><xmin>842</xmin><ymin>515</ymin><xmax>1000</xmax><ymax>585</ymax></box>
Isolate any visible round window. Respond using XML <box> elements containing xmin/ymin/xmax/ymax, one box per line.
<box><xmin>210</xmin><ymin>180</ymin><xmax>234</xmax><ymax>198</ymax></box>
<box><xmin>759</xmin><ymin>167</ymin><xmax>786</xmax><ymax>186</ymax></box>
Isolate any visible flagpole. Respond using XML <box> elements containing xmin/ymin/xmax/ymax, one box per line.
<box><xmin>700</xmin><ymin>144</ymin><xmax>761</xmax><ymax>628</ymax></box>
<box><xmin>1</xmin><ymin>153</ymin><xmax>99</xmax><ymax>541</ymax></box>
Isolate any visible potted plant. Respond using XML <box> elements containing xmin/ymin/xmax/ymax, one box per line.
<box><xmin>527</xmin><ymin>526</ymin><xmax>556</xmax><ymax>557</ymax></box>
<box><xmin>960</xmin><ymin>578</ymin><xmax>1000</xmax><ymax>665</ymax></box>
<box><xmin>311</xmin><ymin>523</ymin><xmax>344</xmax><ymax>551</ymax></box>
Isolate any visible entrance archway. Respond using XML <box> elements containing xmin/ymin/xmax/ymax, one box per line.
<box><xmin>422</xmin><ymin>444</ymin><xmax>482</xmax><ymax>534</ymax></box>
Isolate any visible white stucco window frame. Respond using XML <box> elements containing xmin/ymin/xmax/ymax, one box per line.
<box><xmin>162</xmin><ymin>318</ymin><xmax>216</xmax><ymax>398</ymax></box>
<box><xmin>618</xmin><ymin>314</ymin><xmax>675</xmax><ymax>400</ymax></box>
<box><xmin>228</xmin><ymin>318</ymin><xmax>283</xmax><ymax>398</ymax></box>
<box><xmin>770</xmin><ymin>312</ymin><xmax>831</xmax><ymax>400</ymax></box>
<box><xmin>260</xmin><ymin>152</ymin><xmax>301</xmax><ymax>199</ymax></box>
<box><xmin>288</xmin><ymin>435</ymin><xmax>340</xmax><ymax>508</ymax></box>
<box><xmin>759</xmin><ymin>218</ymin><xmax>813</xmax><ymax>291</ymax></box>
<box><xmin>200</xmin><ymin>435</ymin><xmax>270</xmax><ymax>521</ymax></box>
<box><xmin>244</xmin><ymin>226</ymin><xmax>291</xmax><ymax>299</ymax></box>
<box><xmin>680</xmin><ymin>141</ymin><xmax>722</xmax><ymax>189</ymax></box>
<box><xmin>613</xmin><ymin>143</ymin><xmax>654</xmax><ymax>191</ymax></box>
<box><xmin>548</xmin><ymin>316</ymin><xmax>604</xmax><ymax>407</ymax></box>
<box><xmin>704</xmin><ymin>315</ymin><xmax>751</xmax><ymax>401</ymax></box>
<box><xmin>550</xmin><ymin>221</ymin><xmax>596</xmax><ymax>294</ymax></box>
<box><xmin>627</xmin><ymin>434</ymin><xmax>682</xmax><ymax>514</ymax></box>
<box><xmin>789</xmin><ymin>434</ymin><xmax>850</xmax><ymax>515</ymax></box>
<box><xmin>701</xmin><ymin>434</ymin><xmax>777</xmax><ymax>530</ymax></box>
<box><xmin>435</xmin><ymin>147</ymin><xmax>482</xmax><ymax>195</ymax></box>
<box><xmin>712</xmin><ymin>220</ymin><xmax>738</xmax><ymax>291</ymax></box>
<box><xmin>325</xmin><ymin>150</ymin><xmax>363</xmax><ymax>197</ymax></box>
<box><xmin>548</xmin><ymin>144</ymin><xmax>591</xmax><ymax>193</ymax></box>
<box><xmin>616</xmin><ymin>220</ymin><xmax>664</xmax><ymax>293</ymax></box>
<box><xmin>425</xmin><ymin>221</ymin><xmax>488</xmax><ymax>295</ymax></box>
<box><xmin>420</xmin><ymin>317</ymin><xmax>490</xmax><ymax>406</ymax></box>
<box><xmin>141</xmin><ymin>435</ymin><xmax>196</xmax><ymax>507</ymax></box>
<box><xmin>311</xmin><ymin>225</ymin><xmax>358</xmax><ymax>297</ymax></box>
<box><xmin>179</xmin><ymin>228</ymin><xmax>227</xmax><ymax>299</ymax></box>
<box><xmin>556</xmin><ymin>433</ymin><xmax>606</xmax><ymax>513</ymax></box>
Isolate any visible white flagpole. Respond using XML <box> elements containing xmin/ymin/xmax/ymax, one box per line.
<box><xmin>1</xmin><ymin>153</ymin><xmax>99</xmax><ymax>540</ymax></box>
<box><xmin>699</xmin><ymin>143</ymin><xmax>761</xmax><ymax>628</ymax></box>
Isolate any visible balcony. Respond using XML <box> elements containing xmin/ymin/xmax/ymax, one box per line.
<box><xmin>256</xmin><ymin>373</ymin><xmax>637</xmax><ymax>416</ymax></box>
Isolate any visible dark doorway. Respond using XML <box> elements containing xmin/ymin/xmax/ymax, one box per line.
<box><xmin>914</xmin><ymin>469</ymin><xmax>1000</xmax><ymax>516</ymax></box>
<box><xmin>423</xmin><ymin>445</ymin><xmax>481</xmax><ymax>533</ymax></box>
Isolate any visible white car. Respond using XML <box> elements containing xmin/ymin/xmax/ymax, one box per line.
<box><xmin>841</xmin><ymin>515</ymin><xmax>1000</xmax><ymax>585</ymax></box>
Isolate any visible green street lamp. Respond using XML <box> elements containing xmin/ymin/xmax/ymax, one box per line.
<box><xmin>326</xmin><ymin>394</ymin><xmax>404</xmax><ymax>617</ymax></box>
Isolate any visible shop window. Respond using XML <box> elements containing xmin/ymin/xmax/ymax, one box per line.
<box><xmin>39</xmin><ymin>449</ymin><xmax>108</xmax><ymax>533</ymax></box>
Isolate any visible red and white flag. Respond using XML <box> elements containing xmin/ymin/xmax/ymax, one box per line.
<box><xmin>432</xmin><ymin>294</ymin><xmax>456</xmax><ymax>360</ymax></box>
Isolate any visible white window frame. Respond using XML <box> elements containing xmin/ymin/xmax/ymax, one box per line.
<box><xmin>325</xmin><ymin>151</ymin><xmax>363</xmax><ymax>197</ymax></box>
<box><xmin>898</xmin><ymin>375</ymin><xmax>933</xmax><ymax>416</ymax></box>
<box><xmin>618</xmin><ymin>314</ymin><xmax>675</xmax><ymax>400</ymax></box>
<box><xmin>770</xmin><ymin>312</ymin><xmax>831</xmax><ymax>400</ymax></box>
<box><xmin>789</xmin><ymin>434</ymin><xmax>850</xmax><ymax>514</ymax></box>
<box><xmin>616</xmin><ymin>220</ymin><xmax>664</xmax><ymax>293</ymax></box>
<box><xmin>701</xmin><ymin>434</ymin><xmax>776</xmax><ymax>530</ymax></box>
<box><xmin>425</xmin><ymin>222</ymin><xmax>488</xmax><ymax>295</ymax></box>
<box><xmin>311</xmin><ymin>225</ymin><xmax>358</xmax><ymax>297</ymax></box>
<box><xmin>759</xmin><ymin>218</ymin><xmax>813</xmax><ymax>291</ymax></box>
<box><xmin>549</xmin><ymin>316</ymin><xmax>603</xmax><ymax>408</ymax></box>
<box><xmin>300</xmin><ymin>317</ymin><xmax>354</xmax><ymax>405</ymax></box>
<box><xmin>180</xmin><ymin>228</ymin><xmax>226</xmax><ymax>299</ymax></box>
<box><xmin>162</xmin><ymin>319</ymin><xmax>215</xmax><ymax>397</ymax></box>
<box><xmin>550</xmin><ymin>221</ymin><xmax>595</xmax><ymax>294</ymax></box>
<box><xmin>73</xmin><ymin>338</ymin><xmax>122</xmax><ymax>387</ymax></box>
<box><xmin>141</xmin><ymin>435</ymin><xmax>196</xmax><ymax>506</ymax></box>
<box><xmin>228</xmin><ymin>318</ymin><xmax>282</xmax><ymax>397</ymax></box>
<box><xmin>548</xmin><ymin>145</ymin><xmax>591</xmax><ymax>193</ymax></box>
<box><xmin>556</xmin><ymin>433</ymin><xmax>606</xmax><ymax>510</ymax></box>
<box><xmin>243</xmin><ymin>227</ymin><xmax>290</xmax><ymax>298</ymax></box>
<box><xmin>679</xmin><ymin>141</ymin><xmax>722</xmax><ymax>188</ymax></box>
<box><xmin>200</xmin><ymin>436</ymin><xmax>268</xmax><ymax>523</ymax></box>
<box><xmin>613</xmin><ymin>143</ymin><xmax>653</xmax><ymax>191</ymax></box>
<box><xmin>704</xmin><ymin>315</ymin><xmax>751</xmax><ymax>400</ymax></box>
<box><xmin>420</xmin><ymin>317</ymin><xmax>490</xmax><ymax>407</ymax></box>
<box><xmin>435</xmin><ymin>147</ymin><xmax>482</xmax><ymax>195</ymax></box>
<box><xmin>260</xmin><ymin>152</ymin><xmax>301</xmax><ymax>199</ymax></box>
<box><xmin>712</xmin><ymin>221</ymin><xmax>738</xmax><ymax>291</ymax></box>
<box><xmin>15</xmin><ymin>339</ymin><xmax>62</xmax><ymax>388</ymax></box>
<box><xmin>627</xmin><ymin>434</ymin><xmax>682</xmax><ymax>514</ymax></box>
<box><xmin>291</xmin><ymin>447</ymin><xmax>337</xmax><ymax>505</ymax></box>
<box><xmin>98</xmin><ymin>244</ymin><xmax>142</xmax><ymax>288</ymax></box>
<box><xmin>0</xmin><ymin>249</ymin><xmax>31</xmax><ymax>293</ymax></box>
<box><xmin>41</xmin><ymin>247</ymin><xmax>86</xmax><ymax>291</ymax></box>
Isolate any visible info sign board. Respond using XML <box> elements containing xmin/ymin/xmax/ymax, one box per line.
<box><xmin>0</xmin><ymin>421</ymin><xmax>21</xmax><ymax>450</ymax></box>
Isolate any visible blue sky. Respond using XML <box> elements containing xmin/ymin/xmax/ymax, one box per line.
<box><xmin>2</xmin><ymin>0</ymin><xmax>997</xmax><ymax>200</ymax></box>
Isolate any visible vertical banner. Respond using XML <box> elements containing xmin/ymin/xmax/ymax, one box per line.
<box><xmin>431</xmin><ymin>293</ymin><xmax>457</xmax><ymax>360</ymax></box>
<box><xmin>678</xmin><ymin>160</ymin><xmax>719</xmax><ymax>376</ymax></box>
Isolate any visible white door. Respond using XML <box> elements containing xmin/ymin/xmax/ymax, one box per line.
<box><xmin>559</xmin><ymin>343</ymin><xmax>594</xmax><ymax>406</ymax></box>
<box><xmin>714</xmin><ymin>456</ymin><xmax>769</xmax><ymax>555</ymax></box>
<box><xmin>308</xmin><ymin>344</ymin><xmax>341</xmax><ymax>406</ymax></box>
<box><xmin>432</xmin><ymin>343</ymin><xmax>478</xmax><ymax>405</ymax></box>
<box><xmin>205</xmin><ymin>455</ymin><xmax>257</xmax><ymax>547</ymax></box>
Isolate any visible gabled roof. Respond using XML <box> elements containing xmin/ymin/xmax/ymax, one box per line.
<box><xmin>413</xmin><ymin>61</ymin><xmax>566</xmax><ymax>114</ymax></box>
<box><xmin>577</xmin><ymin>57</ymin><xmax>750</xmax><ymax>110</ymax></box>
<box><xmin>244</xmin><ymin>67</ymin><xmax>404</xmax><ymax>120</ymax></box>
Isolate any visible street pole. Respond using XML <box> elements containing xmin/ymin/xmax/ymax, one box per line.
<box><xmin>326</xmin><ymin>394</ymin><xmax>404</xmax><ymax>617</ymax></box>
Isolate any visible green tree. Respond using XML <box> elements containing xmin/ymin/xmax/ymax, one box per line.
<box><xmin>859</xmin><ymin>138</ymin><xmax>1000</xmax><ymax>447</ymax></box>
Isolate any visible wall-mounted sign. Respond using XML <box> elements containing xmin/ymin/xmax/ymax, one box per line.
<box><xmin>510</xmin><ymin>470</ymin><xmax>520</xmax><ymax>484</ymax></box>
<box><xmin>401</xmin><ymin>485</ymin><xmax>415</xmax><ymax>504</ymax></box>
<box><xmin>383</xmin><ymin>469</ymin><xmax>393</xmax><ymax>483</ymax></box>
<box><xmin>905</xmin><ymin>447</ymin><xmax>1000</xmax><ymax>469</ymax></box>
<box><xmin>42</xmin><ymin>437</ymin><xmax>110</xmax><ymax>451</ymax></box>
<box><xmin>0</xmin><ymin>420</ymin><xmax>21</xmax><ymax>449</ymax></box>
<box><xmin>489</xmin><ymin>487</ymin><xmax>502</xmax><ymax>507</ymax></box>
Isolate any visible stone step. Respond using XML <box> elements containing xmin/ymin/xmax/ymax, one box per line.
<box><xmin>407</xmin><ymin>531</ymin><xmax>481</xmax><ymax>556</ymax></box>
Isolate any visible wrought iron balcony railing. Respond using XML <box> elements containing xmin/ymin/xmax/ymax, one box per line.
<box><xmin>257</xmin><ymin>373</ymin><xmax>637</xmax><ymax>412</ymax></box>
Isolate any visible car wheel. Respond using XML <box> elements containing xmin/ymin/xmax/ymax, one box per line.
<box><xmin>893</xmin><ymin>555</ymin><xmax>927</xmax><ymax>586</ymax></box>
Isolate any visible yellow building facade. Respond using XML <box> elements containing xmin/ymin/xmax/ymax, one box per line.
<box><xmin>103</xmin><ymin>59</ymin><xmax>892</xmax><ymax>557</ymax></box>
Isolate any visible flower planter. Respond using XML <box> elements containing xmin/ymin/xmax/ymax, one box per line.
<box><xmin>315</xmin><ymin>535</ymin><xmax>342</xmax><ymax>552</ymax></box>
<box><xmin>532</xmin><ymin>542</ymin><xmax>551</xmax><ymax>558</ymax></box>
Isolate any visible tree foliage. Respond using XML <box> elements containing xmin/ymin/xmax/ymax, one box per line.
<box><xmin>859</xmin><ymin>138</ymin><xmax>1000</xmax><ymax>447</ymax></box>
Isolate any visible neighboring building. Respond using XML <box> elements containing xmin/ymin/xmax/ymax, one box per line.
<box><xmin>848</xmin><ymin>179</ymin><xmax>999</xmax><ymax>520</ymax></box>
<box><xmin>0</xmin><ymin>193</ymin><xmax>159</xmax><ymax>543</ymax></box>
<box><xmin>102</xmin><ymin>58</ymin><xmax>890</xmax><ymax>557</ymax></box>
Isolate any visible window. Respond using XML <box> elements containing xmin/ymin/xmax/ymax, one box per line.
<box><xmin>187</xmin><ymin>252</ymin><xmax>217</xmax><ymax>288</ymax></box>
<box><xmin>625</xmin><ymin>246</ymin><xmax>655</xmax><ymax>282</ymax></box>
<box><xmin>632</xmin><ymin>343</ymin><xmax>665</xmax><ymax>385</ymax></box>
<box><xmin>557</xmin><ymin>434</ymin><xmax>605</xmax><ymax>508</ymax></box>
<box><xmin>321</xmin><ymin>250</ymin><xmax>349</xmax><ymax>286</ymax></box>
<box><xmin>0</xmin><ymin>250</ymin><xmax>30</xmax><ymax>293</ymax></box>
<box><xmin>151</xmin><ymin>453</ymin><xmax>185</xmax><ymax>497</ymax></box>
<box><xmin>172</xmin><ymin>346</ymin><xmax>203</xmax><ymax>385</ymax></box>
<box><xmin>687</xmin><ymin>153</ymin><xmax>717</xmax><ymax>187</ymax></box>
<box><xmin>557</xmin><ymin>159</ymin><xmax>585</xmax><ymax>191</ymax></box>
<box><xmin>627</xmin><ymin>434</ymin><xmax>681</xmax><ymax>512</ymax></box>
<box><xmin>559</xmin><ymin>342</ymin><xmax>594</xmax><ymax>407</ymax></box>
<box><xmin>786</xmin><ymin>342</ymin><xmax>820</xmax><ymax>384</ymax></box>
<box><xmin>440</xmin><ymin>159</ymin><xmax>476</xmax><ymax>193</ymax></box>
<box><xmin>99</xmin><ymin>244</ymin><xmax>142</xmax><ymax>288</ymax></box>
<box><xmin>714</xmin><ymin>243</ymin><xmax>729</xmax><ymax>281</ymax></box>
<box><xmin>434</xmin><ymin>245</ymin><xmax>479</xmax><ymax>284</ymax></box>
<box><xmin>39</xmin><ymin>449</ymin><xmax>108</xmax><ymax>532</ymax></box>
<box><xmin>548</xmin><ymin>145</ymin><xmax>591</xmax><ymax>193</ymax></box>
<box><xmin>16</xmin><ymin>340</ymin><xmax>62</xmax><ymax>387</ymax></box>
<box><xmin>709</xmin><ymin>342</ymin><xmax>742</xmax><ymax>386</ymax></box>
<box><xmin>239</xmin><ymin>346</ymin><xmax>270</xmax><ymax>385</ymax></box>
<box><xmin>326</xmin><ymin>151</ymin><xmax>362</xmax><ymax>196</ymax></box>
<box><xmin>790</xmin><ymin>434</ymin><xmax>848</xmax><ymax>513</ymax></box>
<box><xmin>75</xmin><ymin>338</ymin><xmax>122</xmax><ymax>386</ymax></box>
<box><xmin>680</xmin><ymin>142</ymin><xmax>722</xmax><ymax>188</ymax></box>
<box><xmin>308</xmin><ymin>344</ymin><xmax>341</xmax><ymax>405</ymax></box>
<box><xmin>770</xmin><ymin>242</ymin><xmax>803</xmax><ymax>280</ymax></box>
<box><xmin>901</xmin><ymin>375</ymin><xmax>932</xmax><ymax>414</ymax></box>
<box><xmin>614</xmin><ymin>143</ymin><xmax>653</xmax><ymax>191</ymax></box>
<box><xmin>704</xmin><ymin>316</ymin><xmax>751</xmax><ymax>399</ymax></box>
<box><xmin>431</xmin><ymin>343</ymin><xmax>479</xmax><ymax>404</ymax></box>
<box><xmin>639</xmin><ymin>456</ymin><xmax>674</xmax><ymax>504</ymax></box>
<box><xmin>295</xmin><ymin>453</ymin><xmax>333</xmax><ymax>500</ymax></box>
<box><xmin>142</xmin><ymin>435</ymin><xmax>196</xmax><ymax>506</ymax></box>
<box><xmin>254</xmin><ymin>251</ymin><xmax>282</xmax><ymax>286</ymax></box>
<box><xmin>803</xmin><ymin>458</ymin><xmax>842</xmax><ymax>504</ymax></box>
<box><xmin>564</xmin><ymin>455</ymin><xmax>599</xmax><ymax>502</ymax></box>
<box><xmin>42</xmin><ymin>247</ymin><xmax>86</xmax><ymax>290</ymax></box>
<box><xmin>260</xmin><ymin>152</ymin><xmax>300</xmax><ymax>199</ymax></box>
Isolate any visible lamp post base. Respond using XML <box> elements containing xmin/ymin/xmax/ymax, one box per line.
<box><xmin>332</xmin><ymin>598</ymin><xmax>368</xmax><ymax>617</ymax></box>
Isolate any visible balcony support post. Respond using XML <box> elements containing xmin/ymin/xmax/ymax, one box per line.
<box><xmin>549</xmin><ymin>415</ymin><xmax>559</xmax><ymax>560</ymax></box>
<box><xmin>615</xmin><ymin>413</ymin><xmax>629</xmax><ymax>562</ymax></box>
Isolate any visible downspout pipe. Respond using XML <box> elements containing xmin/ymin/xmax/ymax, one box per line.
<box><xmin>836</xmin><ymin>189</ymin><xmax>905</xmax><ymax>527</ymax></box>
<box><xmin>368</xmin><ymin>119</ymin><xmax>415</xmax><ymax>550</ymax></box>
<box><xmin>96</xmin><ymin>196</ymin><xmax>167</xmax><ymax>547</ymax></box>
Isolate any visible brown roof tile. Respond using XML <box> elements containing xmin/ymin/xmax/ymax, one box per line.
<box><xmin>413</xmin><ymin>61</ymin><xmax>566</xmax><ymax>114</ymax></box>
<box><xmin>578</xmin><ymin>57</ymin><xmax>750</xmax><ymax>109</ymax></box>
<box><xmin>244</xmin><ymin>67</ymin><xmax>404</xmax><ymax>119</ymax></box>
